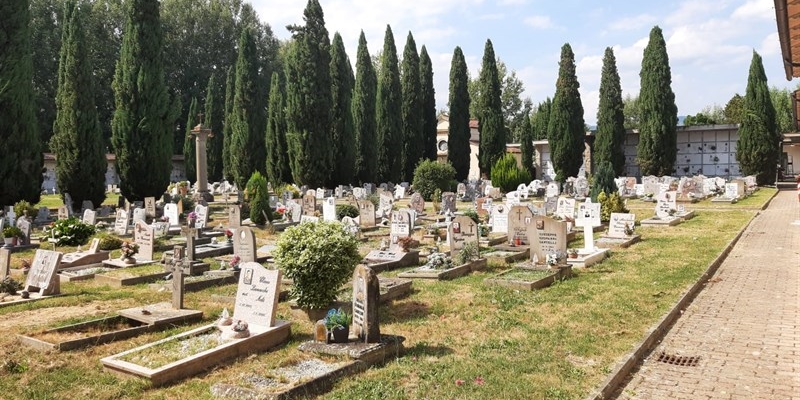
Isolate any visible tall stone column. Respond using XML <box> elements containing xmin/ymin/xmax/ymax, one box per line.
<box><xmin>191</xmin><ymin>122</ymin><xmax>214</xmax><ymax>203</ymax></box>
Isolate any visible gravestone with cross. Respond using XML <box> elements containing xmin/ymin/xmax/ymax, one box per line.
<box><xmin>507</xmin><ymin>205</ymin><xmax>534</xmax><ymax>246</ymax></box>
<box><xmin>352</xmin><ymin>264</ymin><xmax>380</xmax><ymax>343</ymax></box>
<box><xmin>447</xmin><ymin>215</ymin><xmax>478</xmax><ymax>260</ymax></box>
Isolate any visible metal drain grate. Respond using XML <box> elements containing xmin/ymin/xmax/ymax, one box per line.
<box><xmin>656</xmin><ymin>351</ymin><xmax>700</xmax><ymax>367</ymax></box>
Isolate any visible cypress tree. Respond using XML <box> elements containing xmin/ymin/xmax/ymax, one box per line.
<box><xmin>205</xmin><ymin>73</ymin><xmax>224</xmax><ymax>182</ymax></box>
<box><xmin>285</xmin><ymin>0</ymin><xmax>332</xmax><ymax>188</ymax></box>
<box><xmin>265</xmin><ymin>72</ymin><xmax>291</xmax><ymax>186</ymax></box>
<box><xmin>595</xmin><ymin>47</ymin><xmax>626</xmax><ymax>176</ymax></box>
<box><xmin>519</xmin><ymin>110</ymin><xmax>535</xmax><ymax>177</ymax></box>
<box><xmin>400</xmin><ymin>32</ymin><xmax>422</xmax><ymax>182</ymax></box>
<box><xmin>476</xmin><ymin>39</ymin><xmax>506</xmax><ymax>179</ymax></box>
<box><xmin>51</xmin><ymin>0</ymin><xmax>106</xmax><ymax>210</ymax></box>
<box><xmin>637</xmin><ymin>26</ymin><xmax>677</xmax><ymax>176</ymax></box>
<box><xmin>111</xmin><ymin>0</ymin><xmax>173</xmax><ymax>201</ymax></box>
<box><xmin>420</xmin><ymin>45</ymin><xmax>437</xmax><ymax>162</ymax></box>
<box><xmin>328</xmin><ymin>32</ymin><xmax>355</xmax><ymax>186</ymax></box>
<box><xmin>532</xmin><ymin>98</ymin><xmax>551</xmax><ymax>140</ymax></box>
<box><xmin>448</xmin><ymin>46</ymin><xmax>471</xmax><ymax>182</ymax></box>
<box><xmin>376</xmin><ymin>25</ymin><xmax>403</xmax><ymax>183</ymax></box>
<box><xmin>352</xmin><ymin>31</ymin><xmax>377</xmax><ymax>185</ymax></box>
<box><xmin>547</xmin><ymin>43</ymin><xmax>585</xmax><ymax>182</ymax></box>
<box><xmin>182</xmin><ymin>97</ymin><xmax>198</xmax><ymax>183</ymax></box>
<box><xmin>736</xmin><ymin>51</ymin><xmax>779</xmax><ymax>185</ymax></box>
<box><xmin>228</xmin><ymin>28</ymin><xmax>261</xmax><ymax>189</ymax></box>
<box><xmin>222</xmin><ymin>66</ymin><xmax>234</xmax><ymax>182</ymax></box>
<box><xmin>0</xmin><ymin>0</ymin><xmax>43</xmax><ymax>206</ymax></box>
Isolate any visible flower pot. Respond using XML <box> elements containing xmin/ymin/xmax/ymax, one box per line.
<box><xmin>328</xmin><ymin>326</ymin><xmax>349</xmax><ymax>344</ymax></box>
<box><xmin>3</xmin><ymin>237</ymin><xmax>14</xmax><ymax>247</ymax></box>
<box><xmin>123</xmin><ymin>256</ymin><xmax>137</xmax><ymax>265</ymax></box>
<box><xmin>187</xmin><ymin>218</ymin><xmax>196</xmax><ymax>228</ymax></box>
<box><xmin>514</xmin><ymin>237</ymin><xmax>522</xmax><ymax>246</ymax></box>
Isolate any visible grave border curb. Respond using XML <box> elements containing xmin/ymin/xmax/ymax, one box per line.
<box><xmin>584</xmin><ymin>188</ymin><xmax>778</xmax><ymax>400</ymax></box>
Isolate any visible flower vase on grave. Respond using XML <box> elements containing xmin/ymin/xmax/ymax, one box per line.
<box><xmin>123</xmin><ymin>256</ymin><xmax>136</xmax><ymax>265</ymax></box>
<box><xmin>188</xmin><ymin>218</ymin><xmax>196</xmax><ymax>228</ymax></box>
<box><xmin>328</xmin><ymin>325</ymin><xmax>350</xmax><ymax>344</ymax></box>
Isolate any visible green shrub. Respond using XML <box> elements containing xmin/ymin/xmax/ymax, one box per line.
<box><xmin>597</xmin><ymin>191</ymin><xmax>628</xmax><ymax>223</ymax></box>
<box><xmin>590</xmin><ymin>161</ymin><xmax>617</xmax><ymax>202</ymax></box>
<box><xmin>50</xmin><ymin>217</ymin><xmax>96</xmax><ymax>246</ymax></box>
<box><xmin>170</xmin><ymin>194</ymin><xmax>195</xmax><ymax>216</ymax></box>
<box><xmin>490</xmin><ymin>154</ymin><xmax>531</xmax><ymax>193</ymax></box>
<box><xmin>335</xmin><ymin>204</ymin><xmax>359</xmax><ymax>220</ymax></box>
<box><xmin>13</xmin><ymin>200</ymin><xmax>37</xmax><ymax>219</ymax></box>
<box><xmin>412</xmin><ymin>160</ymin><xmax>457</xmax><ymax>201</ymax></box>
<box><xmin>96</xmin><ymin>233</ymin><xmax>123</xmax><ymax>250</ymax></box>
<box><xmin>462</xmin><ymin>209</ymin><xmax>479</xmax><ymax>224</ymax></box>
<box><xmin>454</xmin><ymin>241</ymin><xmax>481</xmax><ymax>265</ymax></box>
<box><xmin>366</xmin><ymin>193</ymin><xmax>379</xmax><ymax>208</ymax></box>
<box><xmin>3</xmin><ymin>226</ymin><xmax>23</xmax><ymax>238</ymax></box>
<box><xmin>432</xmin><ymin>188</ymin><xmax>442</xmax><ymax>203</ymax></box>
<box><xmin>246</xmin><ymin>171</ymin><xmax>271</xmax><ymax>225</ymax></box>
<box><xmin>274</xmin><ymin>221</ymin><xmax>361</xmax><ymax>309</ymax></box>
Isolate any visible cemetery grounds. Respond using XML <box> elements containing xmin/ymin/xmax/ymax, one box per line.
<box><xmin>0</xmin><ymin>189</ymin><xmax>775</xmax><ymax>399</ymax></box>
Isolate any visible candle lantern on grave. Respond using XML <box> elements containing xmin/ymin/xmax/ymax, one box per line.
<box><xmin>190</xmin><ymin>115</ymin><xmax>215</xmax><ymax>203</ymax></box>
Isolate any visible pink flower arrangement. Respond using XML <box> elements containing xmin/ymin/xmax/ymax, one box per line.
<box><xmin>229</xmin><ymin>255</ymin><xmax>241</xmax><ymax>269</ymax></box>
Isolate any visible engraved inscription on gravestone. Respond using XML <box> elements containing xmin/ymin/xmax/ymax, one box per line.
<box><xmin>352</xmin><ymin>264</ymin><xmax>380</xmax><ymax>343</ymax></box>
<box><xmin>24</xmin><ymin>249</ymin><xmax>62</xmax><ymax>296</ymax></box>
<box><xmin>133</xmin><ymin>220</ymin><xmax>154</xmax><ymax>261</ymax></box>
<box><xmin>234</xmin><ymin>226</ymin><xmax>257</xmax><ymax>263</ymax></box>
<box><xmin>233</xmin><ymin>262</ymin><xmax>281</xmax><ymax>327</ymax></box>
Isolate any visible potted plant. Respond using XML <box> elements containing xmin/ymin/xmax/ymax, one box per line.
<box><xmin>119</xmin><ymin>241</ymin><xmax>139</xmax><ymax>264</ymax></box>
<box><xmin>323</xmin><ymin>308</ymin><xmax>351</xmax><ymax>343</ymax></box>
<box><xmin>177</xmin><ymin>181</ymin><xmax>189</xmax><ymax>195</ymax></box>
<box><xmin>3</xmin><ymin>226</ymin><xmax>23</xmax><ymax>246</ymax></box>
<box><xmin>274</xmin><ymin>221</ymin><xmax>361</xmax><ymax>318</ymax></box>
<box><xmin>567</xmin><ymin>248</ymin><xmax>579</xmax><ymax>259</ymax></box>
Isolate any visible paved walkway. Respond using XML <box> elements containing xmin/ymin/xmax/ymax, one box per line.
<box><xmin>616</xmin><ymin>190</ymin><xmax>800</xmax><ymax>399</ymax></box>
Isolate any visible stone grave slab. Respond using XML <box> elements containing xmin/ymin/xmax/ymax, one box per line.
<box><xmin>233</xmin><ymin>226</ymin><xmax>257</xmax><ymax>263</ymax></box>
<box><xmin>24</xmin><ymin>249</ymin><xmax>62</xmax><ymax>297</ymax></box>
<box><xmin>527</xmin><ymin>217</ymin><xmax>567</xmax><ymax>266</ymax></box>
<box><xmin>490</xmin><ymin>204</ymin><xmax>508</xmax><ymax>234</ymax></box>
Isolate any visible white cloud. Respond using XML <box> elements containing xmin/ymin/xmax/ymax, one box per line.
<box><xmin>524</xmin><ymin>15</ymin><xmax>557</xmax><ymax>29</ymax></box>
<box><xmin>664</xmin><ymin>0</ymin><xmax>726</xmax><ymax>26</ymax></box>
<box><xmin>759</xmin><ymin>32</ymin><xmax>781</xmax><ymax>56</ymax></box>
<box><xmin>499</xmin><ymin>0</ymin><xmax>528</xmax><ymax>5</ymax></box>
<box><xmin>607</xmin><ymin>14</ymin><xmax>658</xmax><ymax>31</ymax></box>
<box><xmin>732</xmin><ymin>0</ymin><xmax>774</xmax><ymax>20</ymax></box>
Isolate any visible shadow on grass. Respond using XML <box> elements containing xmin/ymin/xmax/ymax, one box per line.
<box><xmin>381</xmin><ymin>299</ymin><xmax>430</xmax><ymax>323</ymax></box>
<box><xmin>403</xmin><ymin>342</ymin><xmax>454</xmax><ymax>358</ymax></box>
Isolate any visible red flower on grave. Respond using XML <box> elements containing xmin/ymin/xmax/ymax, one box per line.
<box><xmin>225</xmin><ymin>229</ymin><xmax>233</xmax><ymax>237</ymax></box>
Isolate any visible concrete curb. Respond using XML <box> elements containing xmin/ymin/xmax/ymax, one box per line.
<box><xmin>583</xmin><ymin>189</ymin><xmax>778</xmax><ymax>400</ymax></box>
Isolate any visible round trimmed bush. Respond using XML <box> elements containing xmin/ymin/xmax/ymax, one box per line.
<box><xmin>335</xmin><ymin>204</ymin><xmax>359</xmax><ymax>220</ymax></box>
<box><xmin>274</xmin><ymin>221</ymin><xmax>361</xmax><ymax>309</ymax></box>
<box><xmin>412</xmin><ymin>159</ymin><xmax>457</xmax><ymax>201</ymax></box>
<box><xmin>490</xmin><ymin>153</ymin><xmax>531</xmax><ymax>193</ymax></box>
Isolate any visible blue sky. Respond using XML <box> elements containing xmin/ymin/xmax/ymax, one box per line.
<box><xmin>250</xmin><ymin>0</ymin><xmax>794</xmax><ymax>125</ymax></box>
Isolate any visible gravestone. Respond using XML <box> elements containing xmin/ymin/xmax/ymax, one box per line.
<box><xmin>378</xmin><ymin>193</ymin><xmax>394</xmax><ymax>218</ymax></box>
<box><xmin>287</xmin><ymin>200</ymin><xmax>302</xmax><ymax>223</ymax></box>
<box><xmin>575</xmin><ymin>199</ymin><xmax>602</xmax><ymax>252</ymax></box>
<box><xmin>302</xmin><ymin>195</ymin><xmax>317</xmax><ymax>216</ymax></box>
<box><xmin>409</xmin><ymin>193</ymin><xmax>425</xmax><ymax>214</ymax></box>
<box><xmin>35</xmin><ymin>207</ymin><xmax>51</xmax><ymax>224</ymax></box>
<box><xmin>234</xmin><ymin>226</ymin><xmax>257</xmax><ymax>263</ymax></box>
<box><xmin>441</xmin><ymin>192</ymin><xmax>457</xmax><ymax>214</ymax></box>
<box><xmin>15</xmin><ymin>217</ymin><xmax>31</xmax><ymax>246</ymax></box>
<box><xmin>574</xmin><ymin>177</ymin><xmax>590</xmax><ymax>199</ymax></box>
<box><xmin>555</xmin><ymin>197</ymin><xmax>576</xmax><ymax>220</ymax></box>
<box><xmin>544</xmin><ymin>197</ymin><xmax>558</xmax><ymax>216</ymax></box>
<box><xmin>724</xmin><ymin>182</ymin><xmax>740</xmax><ymax>200</ymax></box>
<box><xmin>315</xmin><ymin>188</ymin><xmax>325</xmax><ymax>200</ymax></box>
<box><xmin>144</xmin><ymin>197</ymin><xmax>156</xmax><ymax>218</ymax></box>
<box><xmin>364</xmin><ymin>183</ymin><xmax>375</xmax><ymax>195</ymax></box>
<box><xmin>447</xmin><ymin>215</ymin><xmax>479</xmax><ymax>259</ymax></box>
<box><xmin>563</xmin><ymin>179</ymin><xmax>575</xmax><ymax>198</ymax></box>
<box><xmin>281</xmin><ymin>190</ymin><xmax>292</xmax><ymax>205</ymax></box>
<box><xmin>352</xmin><ymin>187</ymin><xmax>366</xmax><ymax>200</ymax></box>
<box><xmin>132</xmin><ymin>207</ymin><xmax>146</xmax><ymax>224</ymax></box>
<box><xmin>341</xmin><ymin>216</ymin><xmax>360</xmax><ymax>237</ymax></box>
<box><xmin>608</xmin><ymin>213</ymin><xmax>636</xmax><ymax>238</ymax></box>
<box><xmin>476</xmin><ymin>197</ymin><xmax>492</xmax><ymax>218</ymax></box>
<box><xmin>389</xmin><ymin>210</ymin><xmax>412</xmax><ymax>251</ymax></box>
<box><xmin>545</xmin><ymin>182</ymin><xmax>560</xmax><ymax>198</ymax></box>
<box><xmin>82</xmin><ymin>209</ymin><xmax>97</xmax><ymax>225</ymax></box>
<box><xmin>357</xmin><ymin>200</ymin><xmax>376</xmax><ymax>228</ymax></box>
<box><xmin>164</xmin><ymin>203</ymin><xmax>179</xmax><ymax>226</ymax></box>
<box><xmin>516</xmin><ymin>183</ymin><xmax>529</xmax><ymax>200</ymax></box>
<box><xmin>24</xmin><ymin>249</ymin><xmax>62</xmax><ymax>296</ymax></box>
<box><xmin>491</xmin><ymin>204</ymin><xmax>508</xmax><ymax>234</ymax></box>
<box><xmin>194</xmin><ymin>204</ymin><xmax>209</xmax><ymax>229</ymax></box>
<box><xmin>133</xmin><ymin>220</ymin><xmax>155</xmax><ymax>261</ymax></box>
<box><xmin>456</xmin><ymin>183</ymin><xmax>466</xmax><ymax>199</ymax></box>
<box><xmin>394</xmin><ymin>185</ymin><xmax>406</xmax><ymax>199</ymax></box>
<box><xmin>234</xmin><ymin>262</ymin><xmax>281</xmax><ymax>327</ymax></box>
<box><xmin>184</xmin><ymin>228</ymin><xmax>197</xmax><ymax>261</ymax></box>
<box><xmin>527</xmin><ymin>217</ymin><xmax>567</xmax><ymax>264</ymax></box>
<box><xmin>321</xmin><ymin>197</ymin><xmax>336</xmax><ymax>222</ymax></box>
<box><xmin>0</xmin><ymin>248</ymin><xmax>10</xmax><ymax>278</ymax></box>
<box><xmin>655</xmin><ymin>191</ymin><xmax>677</xmax><ymax>218</ymax></box>
<box><xmin>228</xmin><ymin>205</ymin><xmax>241</xmax><ymax>228</ymax></box>
<box><xmin>507</xmin><ymin>205</ymin><xmax>534</xmax><ymax>246</ymax></box>
<box><xmin>171</xmin><ymin>261</ymin><xmax>186</xmax><ymax>309</ymax></box>
<box><xmin>64</xmin><ymin>193</ymin><xmax>74</xmax><ymax>215</ymax></box>
<box><xmin>152</xmin><ymin>222</ymin><xmax>170</xmax><ymax>237</ymax></box>
<box><xmin>352</xmin><ymin>264</ymin><xmax>380</xmax><ymax>343</ymax></box>
<box><xmin>505</xmin><ymin>191</ymin><xmax>521</xmax><ymax>207</ymax></box>
<box><xmin>113</xmin><ymin>209</ymin><xmax>129</xmax><ymax>235</ymax></box>
<box><xmin>487</xmin><ymin>187</ymin><xmax>502</xmax><ymax>200</ymax></box>
<box><xmin>81</xmin><ymin>200</ymin><xmax>94</xmax><ymax>212</ymax></box>
<box><xmin>57</xmin><ymin>205</ymin><xmax>69</xmax><ymax>221</ymax></box>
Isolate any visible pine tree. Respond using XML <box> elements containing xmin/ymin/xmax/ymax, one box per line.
<box><xmin>228</xmin><ymin>28</ymin><xmax>261</xmax><ymax>189</ymax></box>
<box><xmin>637</xmin><ymin>26</ymin><xmax>677</xmax><ymax>176</ymax></box>
<box><xmin>420</xmin><ymin>45</ymin><xmax>437</xmax><ymax>162</ymax></box>
<box><xmin>182</xmin><ymin>97</ymin><xmax>198</xmax><ymax>183</ymax></box>
<box><xmin>222</xmin><ymin>66</ymin><xmax>234</xmax><ymax>182</ymax></box>
<box><xmin>352</xmin><ymin>31</ymin><xmax>377</xmax><ymax>185</ymax></box>
<box><xmin>736</xmin><ymin>50</ymin><xmax>779</xmax><ymax>185</ymax></box>
<box><xmin>448</xmin><ymin>46</ymin><xmax>471</xmax><ymax>182</ymax></box>
<box><xmin>265</xmin><ymin>72</ymin><xmax>291</xmax><ymax>186</ymax></box>
<box><xmin>547</xmin><ymin>43</ymin><xmax>585</xmax><ymax>182</ymax></box>
<box><xmin>328</xmin><ymin>32</ymin><xmax>355</xmax><ymax>186</ymax></box>
<box><xmin>400</xmin><ymin>32</ymin><xmax>422</xmax><ymax>182</ymax></box>
<box><xmin>476</xmin><ymin>39</ymin><xmax>506</xmax><ymax>179</ymax></box>
<box><xmin>205</xmin><ymin>72</ymin><xmax>224</xmax><ymax>182</ymax></box>
<box><xmin>532</xmin><ymin>98</ymin><xmax>551</xmax><ymax>140</ymax></box>
<box><xmin>376</xmin><ymin>25</ymin><xmax>403</xmax><ymax>183</ymax></box>
<box><xmin>51</xmin><ymin>0</ymin><xmax>106</xmax><ymax>210</ymax></box>
<box><xmin>111</xmin><ymin>0</ymin><xmax>173</xmax><ymax>201</ymax></box>
<box><xmin>595</xmin><ymin>47</ymin><xmax>626</xmax><ymax>176</ymax></box>
<box><xmin>285</xmin><ymin>0</ymin><xmax>332</xmax><ymax>188</ymax></box>
<box><xmin>519</xmin><ymin>110</ymin><xmax>535</xmax><ymax>177</ymax></box>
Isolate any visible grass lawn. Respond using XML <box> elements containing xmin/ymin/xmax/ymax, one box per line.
<box><xmin>0</xmin><ymin>189</ymin><xmax>775</xmax><ymax>400</ymax></box>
